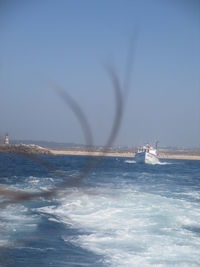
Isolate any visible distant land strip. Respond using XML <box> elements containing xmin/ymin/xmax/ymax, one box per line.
<box><xmin>50</xmin><ymin>149</ymin><xmax>200</xmax><ymax>161</ymax></box>
<box><xmin>1</xmin><ymin>145</ymin><xmax>200</xmax><ymax>160</ymax></box>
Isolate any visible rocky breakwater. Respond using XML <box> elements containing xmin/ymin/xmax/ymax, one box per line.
<box><xmin>0</xmin><ymin>144</ymin><xmax>51</xmax><ymax>155</ymax></box>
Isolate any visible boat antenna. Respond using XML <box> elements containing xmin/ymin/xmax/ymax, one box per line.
<box><xmin>155</xmin><ymin>140</ymin><xmax>159</xmax><ymax>149</ymax></box>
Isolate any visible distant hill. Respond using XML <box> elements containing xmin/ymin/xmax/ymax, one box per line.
<box><xmin>10</xmin><ymin>140</ymin><xmax>85</xmax><ymax>149</ymax></box>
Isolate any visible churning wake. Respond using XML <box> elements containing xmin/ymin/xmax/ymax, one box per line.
<box><xmin>1</xmin><ymin>155</ymin><xmax>200</xmax><ymax>266</ymax></box>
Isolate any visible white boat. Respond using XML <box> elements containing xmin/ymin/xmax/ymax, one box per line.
<box><xmin>135</xmin><ymin>144</ymin><xmax>160</xmax><ymax>164</ymax></box>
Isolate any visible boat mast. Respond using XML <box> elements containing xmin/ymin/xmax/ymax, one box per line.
<box><xmin>155</xmin><ymin>141</ymin><xmax>159</xmax><ymax>150</ymax></box>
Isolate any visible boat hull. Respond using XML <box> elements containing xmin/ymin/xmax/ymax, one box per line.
<box><xmin>135</xmin><ymin>151</ymin><xmax>159</xmax><ymax>164</ymax></box>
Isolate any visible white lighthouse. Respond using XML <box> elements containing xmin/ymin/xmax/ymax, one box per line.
<box><xmin>4</xmin><ymin>133</ymin><xmax>9</xmax><ymax>145</ymax></box>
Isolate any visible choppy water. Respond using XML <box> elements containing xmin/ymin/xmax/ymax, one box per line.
<box><xmin>0</xmin><ymin>153</ymin><xmax>200</xmax><ymax>266</ymax></box>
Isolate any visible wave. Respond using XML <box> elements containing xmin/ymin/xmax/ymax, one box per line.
<box><xmin>156</xmin><ymin>161</ymin><xmax>172</xmax><ymax>165</ymax></box>
<box><xmin>36</xmin><ymin>185</ymin><xmax>200</xmax><ymax>266</ymax></box>
<box><xmin>124</xmin><ymin>160</ymin><xmax>136</xmax><ymax>164</ymax></box>
<box><xmin>124</xmin><ymin>160</ymin><xmax>172</xmax><ymax>165</ymax></box>
<box><xmin>0</xmin><ymin>204</ymin><xmax>39</xmax><ymax>248</ymax></box>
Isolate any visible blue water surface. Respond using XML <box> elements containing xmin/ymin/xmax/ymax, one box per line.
<box><xmin>0</xmin><ymin>153</ymin><xmax>200</xmax><ymax>266</ymax></box>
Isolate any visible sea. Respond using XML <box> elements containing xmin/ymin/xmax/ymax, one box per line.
<box><xmin>0</xmin><ymin>153</ymin><xmax>200</xmax><ymax>267</ymax></box>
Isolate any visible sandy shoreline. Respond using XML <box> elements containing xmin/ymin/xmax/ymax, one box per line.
<box><xmin>50</xmin><ymin>149</ymin><xmax>133</xmax><ymax>158</ymax></box>
<box><xmin>50</xmin><ymin>149</ymin><xmax>200</xmax><ymax>161</ymax></box>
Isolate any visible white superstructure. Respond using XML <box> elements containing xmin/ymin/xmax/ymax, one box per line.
<box><xmin>135</xmin><ymin>144</ymin><xmax>159</xmax><ymax>164</ymax></box>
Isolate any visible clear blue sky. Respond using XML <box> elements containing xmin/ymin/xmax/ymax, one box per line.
<box><xmin>0</xmin><ymin>0</ymin><xmax>199</xmax><ymax>147</ymax></box>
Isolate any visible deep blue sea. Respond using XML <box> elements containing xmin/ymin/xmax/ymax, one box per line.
<box><xmin>0</xmin><ymin>153</ymin><xmax>200</xmax><ymax>267</ymax></box>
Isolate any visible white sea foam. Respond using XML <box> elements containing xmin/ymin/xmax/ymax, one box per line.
<box><xmin>124</xmin><ymin>159</ymin><xmax>171</xmax><ymax>165</ymax></box>
<box><xmin>174</xmin><ymin>192</ymin><xmax>200</xmax><ymax>201</ymax></box>
<box><xmin>156</xmin><ymin>161</ymin><xmax>172</xmax><ymax>165</ymax></box>
<box><xmin>48</xmin><ymin>217</ymin><xmax>60</xmax><ymax>223</ymax></box>
<box><xmin>0</xmin><ymin>204</ymin><xmax>39</xmax><ymax>248</ymax></box>
<box><xmin>2</xmin><ymin>176</ymin><xmax>55</xmax><ymax>193</ymax></box>
<box><xmin>125</xmin><ymin>160</ymin><xmax>136</xmax><ymax>164</ymax></box>
<box><xmin>26</xmin><ymin>176</ymin><xmax>55</xmax><ymax>190</ymax></box>
<box><xmin>37</xmin><ymin>185</ymin><xmax>200</xmax><ymax>266</ymax></box>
